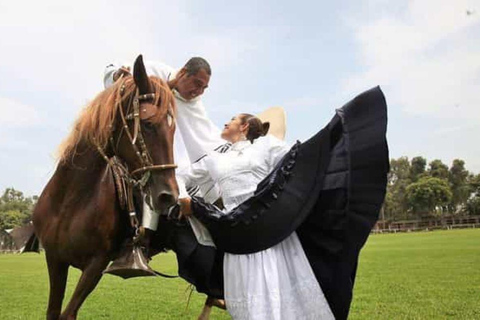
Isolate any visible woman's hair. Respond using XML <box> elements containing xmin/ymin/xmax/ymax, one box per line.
<box><xmin>240</xmin><ymin>113</ymin><xmax>270</xmax><ymax>143</ymax></box>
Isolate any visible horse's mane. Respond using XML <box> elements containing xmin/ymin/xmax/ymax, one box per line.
<box><xmin>57</xmin><ymin>76</ymin><xmax>175</xmax><ymax>163</ymax></box>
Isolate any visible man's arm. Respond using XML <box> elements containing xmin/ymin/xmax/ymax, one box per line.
<box><xmin>103</xmin><ymin>63</ymin><xmax>131</xmax><ymax>88</ymax></box>
<box><xmin>176</xmin><ymin>99</ymin><xmax>225</xmax><ymax>163</ymax></box>
<box><xmin>103</xmin><ymin>63</ymin><xmax>118</xmax><ymax>88</ymax></box>
<box><xmin>177</xmin><ymin>155</ymin><xmax>214</xmax><ymax>199</ymax></box>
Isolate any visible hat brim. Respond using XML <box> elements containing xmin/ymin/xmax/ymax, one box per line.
<box><xmin>257</xmin><ymin>107</ymin><xmax>287</xmax><ymax>140</ymax></box>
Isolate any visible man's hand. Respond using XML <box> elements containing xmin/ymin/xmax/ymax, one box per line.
<box><xmin>113</xmin><ymin>66</ymin><xmax>131</xmax><ymax>82</ymax></box>
<box><xmin>178</xmin><ymin>198</ymin><xmax>193</xmax><ymax>219</ymax></box>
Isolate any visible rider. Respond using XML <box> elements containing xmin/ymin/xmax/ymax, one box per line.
<box><xmin>104</xmin><ymin>58</ymin><xmax>227</xmax><ymax>255</ymax></box>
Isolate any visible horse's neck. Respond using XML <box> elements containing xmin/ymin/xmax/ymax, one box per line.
<box><xmin>54</xmin><ymin>144</ymin><xmax>109</xmax><ymax>200</ymax></box>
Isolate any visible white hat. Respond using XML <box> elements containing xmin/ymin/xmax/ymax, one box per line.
<box><xmin>257</xmin><ymin>107</ymin><xmax>287</xmax><ymax>140</ymax></box>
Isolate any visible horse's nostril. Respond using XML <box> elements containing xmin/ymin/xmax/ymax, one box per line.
<box><xmin>157</xmin><ymin>192</ymin><xmax>176</xmax><ymax>208</ymax></box>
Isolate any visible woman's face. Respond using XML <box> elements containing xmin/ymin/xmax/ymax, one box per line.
<box><xmin>221</xmin><ymin>114</ymin><xmax>248</xmax><ymax>143</ymax></box>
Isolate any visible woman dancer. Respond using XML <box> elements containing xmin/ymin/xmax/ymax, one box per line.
<box><xmin>178</xmin><ymin>113</ymin><xmax>335</xmax><ymax>320</ymax></box>
<box><xmin>176</xmin><ymin>87</ymin><xmax>388</xmax><ymax>320</ymax></box>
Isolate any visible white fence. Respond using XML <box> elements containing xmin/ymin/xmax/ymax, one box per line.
<box><xmin>373</xmin><ymin>215</ymin><xmax>480</xmax><ymax>233</ymax></box>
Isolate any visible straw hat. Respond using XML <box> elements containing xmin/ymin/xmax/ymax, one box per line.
<box><xmin>256</xmin><ymin>107</ymin><xmax>287</xmax><ymax>140</ymax></box>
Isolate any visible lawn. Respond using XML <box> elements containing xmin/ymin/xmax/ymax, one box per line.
<box><xmin>0</xmin><ymin>229</ymin><xmax>479</xmax><ymax>319</ymax></box>
<box><xmin>350</xmin><ymin>228</ymin><xmax>480</xmax><ymax>320</ymax></box>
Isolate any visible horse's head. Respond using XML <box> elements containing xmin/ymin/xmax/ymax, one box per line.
<box><xmin>111</xmin><ymin>55</ymin><xmax>178</xmax><ymax>214</ymax></box>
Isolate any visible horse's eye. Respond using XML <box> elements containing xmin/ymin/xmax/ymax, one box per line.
<box><xmin>167</xmin><ymin>113</ymin><xmax>173</xmax><ymax>127</ymax></box>
<box><xmin>143</xmin><ymin>121</ymin><xmax>155</xmax><ymax>132</ymax></box>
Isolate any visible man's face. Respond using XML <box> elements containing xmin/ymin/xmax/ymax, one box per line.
<box><xmin>175</xmin><ymin>68</ymin><xmax>210</xmax><ymax>100</ymax></box>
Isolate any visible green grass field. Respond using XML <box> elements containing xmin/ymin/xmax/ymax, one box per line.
<box><xmin>0</xmin><ymin>229</ymin><xmax>479</xmax><ymax>319</ymax></box>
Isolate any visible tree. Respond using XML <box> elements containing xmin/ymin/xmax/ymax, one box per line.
<box><xmin>0</xmin><ymin>188</ymin><xmax>36</xmax><ymax>229</ymax></box>
<box><xmin>464</xmin><ymin>173</ymin><xmax>480</xmax><ymax>215</ymax></box>
<box><xmin>389</xmin><ymin>157</ymin><xmax>410</xmax><ymax>185</ymax></box>
<box><xmin>406</xmin><ymin>176</ymin><xmax>452</xmax><ymax>215</ymax></box>
<box><xmin>428</xmin><ymin>159</ymin><xmax>449</xmax><ymax>180</ymax></box>
<box><xmin>448</xmin><ymin>159</ymin><xmax>470</xmax><ymax>214</ymax></box>
<box><xmin>0</xmin><ymin>210</ymin><xmax>28</xmax><ymax>230</ymax></box>
<box><xmin>384</xmin><ymin>157</ymin><xmax>411</xmax><ymax>220</ymax></box>
<box><xmin>467</xmin><ymin>173</ymin><xmax>480</xmax><ymax>195</ymax></box>
<box><xmin>384</xmin><ymin>157</ymin><xmax>476</xmax><ymax>220</ymax></box>
<box><xmin>410</xmin><ymin>156</ymin><xmax>426</xmax><ymax>182</ymax></box>
<box><xmin>465</xmin><ymin>197</ymin><xmax>480</xmax><ymax>215</ymax></box>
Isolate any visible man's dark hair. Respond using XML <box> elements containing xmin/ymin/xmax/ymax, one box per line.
<box><xmin>184</xmin><ymin>57</ymin><xmax>211</xmax><ymax>76</ymax></box>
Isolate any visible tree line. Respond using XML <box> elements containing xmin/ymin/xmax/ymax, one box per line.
<box><xmin>0</xmin><ymin>188</ymin><xmax>37</xmax><ymax>230</ymax></box>
<box><xmin>384</xmin><ymin>157</ymin><xmax>480</xmax><ymax>221</ymax></box>
<box><xmin>2</xmin><ymin>157</ymin><xmax>480</xmax><ymax>229</ymax></box>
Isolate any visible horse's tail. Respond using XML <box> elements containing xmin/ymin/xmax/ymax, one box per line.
<box><xmin>9</xmin><ymin>223</ymin><xmax>40</xmax><ymax>253</ymax></box>
<box><xmin>22</xmin><ymin>232</ymin><xmax>40</xmax><ymax>253</ymax></box>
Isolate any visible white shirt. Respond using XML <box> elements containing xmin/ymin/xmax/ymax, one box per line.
<box><xmin>177</xmin><ymin>135</ymin><xmax>290</xmax><ymax>211</ymax></box>
<box><xmin>104</xmin><ymin>61</ymin><xmax>225</xmax><ymax>167</ymax></box>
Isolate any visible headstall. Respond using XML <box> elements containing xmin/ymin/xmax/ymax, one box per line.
<box><xmin>95</xmin><ymin>81</ymin><xmax>177</xmax><ymax>228</ymax></box>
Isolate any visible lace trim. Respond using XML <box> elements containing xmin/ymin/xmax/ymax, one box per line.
<box><xmin>226</xmin><ymin>278</ymin><xmax>334</xmax><ymax>320</ymax></box>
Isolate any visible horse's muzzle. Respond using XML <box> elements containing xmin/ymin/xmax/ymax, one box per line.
<box><xmin>154</xmin><ymin>192</ymin><xmax>177</xmax><ymax>215</ymax></box>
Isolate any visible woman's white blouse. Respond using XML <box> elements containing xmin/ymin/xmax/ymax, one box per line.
<box><xmin>177</xmin><ymin>134</ymin><xmax>291</xmax><ymax>211</ymax></box>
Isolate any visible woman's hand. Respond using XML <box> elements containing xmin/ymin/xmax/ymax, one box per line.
<box><xmin>178</xmin><ymin>197</ymin><xmax>193</xmax><ymax>219</ymax></box>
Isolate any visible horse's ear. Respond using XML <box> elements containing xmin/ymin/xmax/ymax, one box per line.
<box><xmin>133</xmin><ymin>55</ymin><xmax>153</xmax><ymax>94</ymax></box>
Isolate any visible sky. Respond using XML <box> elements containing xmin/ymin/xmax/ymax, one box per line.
<box><xmin>0</xmin><ymin>0</ymin><xmax>479</xmax><ymax>196</ymax></box>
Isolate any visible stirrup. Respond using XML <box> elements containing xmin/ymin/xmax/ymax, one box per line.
<box><xmin>133</xmin><ymin>226</ymin><xmax>146</xmax><ymax>244</ymax></box>
<box><xmin>103</xmin><ymin>241</ymin><xmax>157</xmax><ymax>279</ymax></box>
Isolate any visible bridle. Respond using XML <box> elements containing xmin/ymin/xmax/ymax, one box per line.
<box><xmin>117</xmin><ymin>87</ymin><xmax>177</xmax><ymax>178</ymax></box>
<box><xmin>95</xmin><ymin>81</ymin><xmax>177</xmax><ymax>227</ymax></box>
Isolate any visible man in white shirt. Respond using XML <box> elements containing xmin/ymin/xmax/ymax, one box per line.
<box><xmin>104</xmin><ymin>57</ymin><xmax>224</xmax><ymax>164</ymax></box>
<box><xmin>104</xmin><ymin>57</ymin><xmax>226</xmax><ymax>258</ymax></box>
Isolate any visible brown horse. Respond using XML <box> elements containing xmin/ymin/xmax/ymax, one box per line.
<box><xmin>33</xmin><ymin>55</ymin><xmax>179</xmax><ymax>320</ymax></box>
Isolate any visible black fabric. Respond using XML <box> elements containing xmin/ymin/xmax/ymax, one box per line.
<box><xmin>296</xmin><ymin>86</ymin><xmax>389</xmax><ymax>320</ymax></box>
<box><xmin>178</xmin><ymin>86</ymin><xmax>388</xmax><ymax>319</ymax></box>
<box><xmin>171</xmin><ymin>225</ymin><xmax>224</xmax><ymax>299</ymax></box>
<box><xmin>151</xmin><ymin>217</ymin><xmax>224</xmax><ymax>298</ymax></box>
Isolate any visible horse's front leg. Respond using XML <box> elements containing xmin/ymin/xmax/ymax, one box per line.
<box><xmin>45</xmin><ymin>253</ymin><xmax>69</xmax><ymax>320</ymax></box>
<box><xmin>59</xmin><ymin>257</ymin><xmax>109</xmax><ymax>320</ymax></box>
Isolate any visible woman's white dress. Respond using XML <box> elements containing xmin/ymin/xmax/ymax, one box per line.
<box><xmin>177</xmin><ymin>135</ymin><xmax>334</xmax><ymax>320</ymax></box>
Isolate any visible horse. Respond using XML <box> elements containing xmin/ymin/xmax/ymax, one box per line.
<box><xmin>33</xmin><ymin>55</ymin><xmax>179</xmax><ymax>320</ymax></box>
